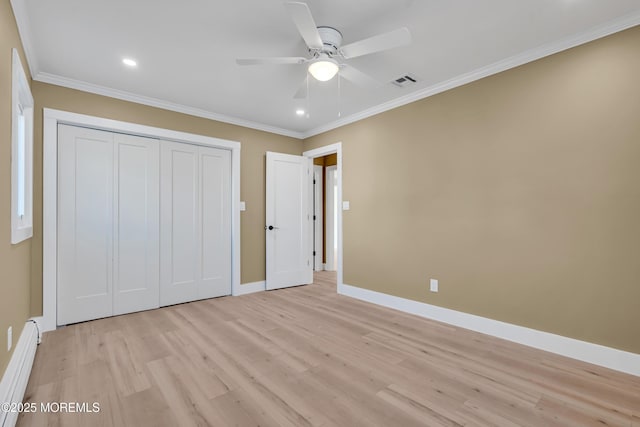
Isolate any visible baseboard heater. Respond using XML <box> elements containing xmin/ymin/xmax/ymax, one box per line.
<box><xmin>0</xmin><ymin>320</ymin><xmax>40</xmax><ymax>427</ymax></box>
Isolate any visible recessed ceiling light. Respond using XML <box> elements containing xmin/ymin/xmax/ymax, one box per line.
<box><xmin>296</xmin><ymin>109</ymin><xmax>305</xmax><ymax>116</ymax></box>
<box><xmin>122</xmin><ymin>58</ymin><xmax>137</xmax><ymax>67</ymax></box>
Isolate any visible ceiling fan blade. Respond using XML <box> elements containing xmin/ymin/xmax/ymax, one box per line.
<box><xmin>236</xmin><ymin>57</ymin><xmax>307</xmax><ymax>65</ymax></box>
<box><xmin>339</xmin><ymin>27</ymin><xmax>411</xmax><ymax>59</ymax></box>
<box><xmin>284</xmin><ymin>2</ymin><xmax>324</xmax><ymax>50</ymax></box>
<box><xmin>339</xmin><ymin>65</ymin><xmax>381</xmax><ymax>88</ymax></box>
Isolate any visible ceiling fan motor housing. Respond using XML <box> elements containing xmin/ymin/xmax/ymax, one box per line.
<box><xmin>316</xmin><ymin>26</ymin><xmax>343</xmax><ymax>56</ymax></box>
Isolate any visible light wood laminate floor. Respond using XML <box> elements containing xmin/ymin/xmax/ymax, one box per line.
<box><xmin>19</xmin><ymin>272</ymin><xmax>640</xmax><ymax>426</ymax></box>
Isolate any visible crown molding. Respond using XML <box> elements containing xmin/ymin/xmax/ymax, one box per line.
<box><xmin>34</xmin><ymin>72</ymin><xmax>305</xmax><ymax>139</ymax></box>
<box><xmin>10</xmin><ymin>0</ymin><xmax>39</xmax><ymax>78</ymax></box>
<box><xmin>12</xmin><ymin>0</ymin><xmax>640</xmax><ymax>141</ymax></box>
<box><xmin>301</xmin><ymin>11</ymin><xmax>640</xmax><ymax>139</ymax></box>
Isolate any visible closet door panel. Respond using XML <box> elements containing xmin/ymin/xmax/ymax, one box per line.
<box><xmin>113</xmin><ymin>133</ymin><xmax>160</xmax><ymax>315</ymax></box>
<box><xmin>160</xmin><ymin>141</ymin><xmax>199</xmax><ymax>306</ymax></box>
<box><xmin>57</xmin><ymin>125</ymin><xmax>114</xmax><ymax>325</ymax></box>
<box><xmin>199</xmin><ymin>146</ymin><xmax>231</xmax><ymax>299</ymax></box>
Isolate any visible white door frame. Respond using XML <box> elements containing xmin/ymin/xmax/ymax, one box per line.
<box><xmin>312</xmin><ymin>165</ymin><xmax>323</xmax><ymax>271</ymax></box>
<box><xmin>325</xmin><ymin>165</ymin><xmax>338</xmax><ymax>271</ymax></box>
<box><xmin>302</xmin><ymin>143</ymin><xmax>343</xmax><ymax>288</ymax></box>
<box><xmin>41</xmin><ymin>108</ymin><xmax>241</xmax><ymax>332</ymax></box>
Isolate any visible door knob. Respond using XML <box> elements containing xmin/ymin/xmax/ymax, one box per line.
<box><xmin>265</xmin><ymin>225</ymin><xmax>279</xmax><ymax>230</ymax></box>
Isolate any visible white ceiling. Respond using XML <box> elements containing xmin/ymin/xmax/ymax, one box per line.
<box><xmin>13</xmin><ymin>0</ymin><xmax>640</xmax><ymax>138</ymax></box>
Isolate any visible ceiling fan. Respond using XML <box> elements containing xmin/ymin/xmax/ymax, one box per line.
<box><xmin>236</xmin><ymin>1</ymin><xmax>412</xmax><ymax>97</ymax></box>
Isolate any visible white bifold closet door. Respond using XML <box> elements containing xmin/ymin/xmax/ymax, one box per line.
<box><xmin>160</xmin><ymin>141</ymin><xmax>231</xmax><ymax>306</ymax></box>
<box><xmin>57</xmin><ymin>125</ymin><xmax>159</xmax><ymax>325</ymax></box>
<box><xmin>58</xmin><ymin>125</ymin><xmax>231</xmax><ymax>325</ymax></box>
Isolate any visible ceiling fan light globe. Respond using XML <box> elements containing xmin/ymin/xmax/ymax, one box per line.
<box><xmin>308</xmin><ymin>59</ymin><xmax>339</xmax><ymax>81</ymax></box>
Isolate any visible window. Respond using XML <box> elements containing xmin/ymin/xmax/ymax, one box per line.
<box><xmin>11</xmin><ymin>48</ymin><xmax>34</xmax><ymax>244</ymax></box>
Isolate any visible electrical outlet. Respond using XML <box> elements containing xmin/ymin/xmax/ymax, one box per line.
<box><xmin>7</xmin><ymin>326</ymin><xmax>12</xmax><ymax>351</ymax></box>
<box><xmin>430</xmin><ymin>279</ymin><xmax>438</xmax><ymax>293</ymax></box>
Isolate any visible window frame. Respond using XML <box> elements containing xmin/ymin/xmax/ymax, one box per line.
<box><xmin>11</xmin><ymin>48</ymin><xmax>34</xmax><ymax>244</ymax></box>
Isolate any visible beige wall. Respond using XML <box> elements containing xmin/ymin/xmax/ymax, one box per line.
<box><xmin>0</xmin><ymin>0</ymin><xmax>32</xmax><ymax>375</ymax></box>
<box><xmin>30</xmin><ymin>82</ymin><xmax>301</xmax><ymax>316</ymax></box>
<box><xmin>304</xmin><ymin>26</ymin><xmax>640</xmax><ymax>354</ymax></box>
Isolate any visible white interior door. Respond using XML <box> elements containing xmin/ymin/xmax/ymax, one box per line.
<box><xmin>113</xmin><ymin>133</ymin><xmax>160</xmax><ymax>315</ymax></box>
<box><xmin>313</xmin><ymin>165</ymin><xmax>323</xmax><ymax>271</ymax></box>
<box><xmin>58</xmin><ymin>125</ymin><xmax>115</xmax><ymax>325</ymax></box>
<box><xmin>160</xmin><ymin>141</ymin><xmax>231</xmax><ymax>306</ymax></box>
<box><xmin>58</xmin><ymin>126</ymin><xmax>161</xmax><ymax>325</ymax></box>
<box><xmin>160</xmin><ymin>141</ymin><xmax>198</xmax><ymax>305</ymax></box>
<box><xmin>198</xmin><ymin>145</ymin><xmax>231</xmax><ymax>299</ymax></box>
<box><xmin>266</xmin><ymin>152</ymin><xmax>312</xmax><ymax>290</ymax></box>
<box><xmin>325</xmin><ymin>165</ymin><xmax>338</xmax><ymax>271</ymax></box>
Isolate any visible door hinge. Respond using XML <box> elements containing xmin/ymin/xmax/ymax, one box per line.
<box><xmin>313</xmin><ymin>179</ymin><xmax>316</xmax><ymax>184</ymax></box>
<box><xmin>313</xmin><ymin>215</ymin><xmax>316</xmax><ymax>220</ymax></box>
<box><xmin>313</xmin><ymin>251</ymin><xmax>316</xmax><ymax>256</ymax></box>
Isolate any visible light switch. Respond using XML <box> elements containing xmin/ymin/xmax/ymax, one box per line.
<box><xmin>342</xmin><ymin>201</ymin><xmax>350</xmax><ymax>210</ymax></box>
<box><xmin>240</xmin><ymin>201</ymin><xmax>246</xmax><ymax>211</ymax></box>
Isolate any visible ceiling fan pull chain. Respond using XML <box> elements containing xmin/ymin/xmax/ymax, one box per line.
<box><xmin>306</xmin><ymin>72</ymin><xmax>310</xmax><ymax>118</ymax></box>
<box><xmin>337</xmin><ymin>72</ymin><xmax>342</xmax><ymax>118</ymax></box>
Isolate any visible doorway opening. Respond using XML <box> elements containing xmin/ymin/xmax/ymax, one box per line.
<box><xmin>303</xmin><ymin>143</ymin><xmax>342</xmax><ymax>290</ymax></box>
<box><xmin>312</xmin><ymin>155</ymin><xmax>337</xmax><ymax>272</ymax></box>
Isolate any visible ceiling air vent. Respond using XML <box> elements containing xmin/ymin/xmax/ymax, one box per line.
<box><xmin>392</xmin><ymin>73</ymin><xmax>418</xmax><ymax>88</ymax></box>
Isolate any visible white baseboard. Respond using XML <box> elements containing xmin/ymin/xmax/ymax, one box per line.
<box><xmin>339</xmin><ymin>283</ymin><xmax>640</xmax><ymax>377</ymax></box>
<box><xmin>28</xmin><ymin>317</ymin><xmax>43</xmax><ymax>344</ymax></box>
<box><xmin>0</xmin><ymin>320</ymin><xmax>40</xmax><ymax>427</ymax></box>
<box><xmin>233</xmin><ymin>281</ymin><xmax>266</xmax><ymax>296</ymax></box>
